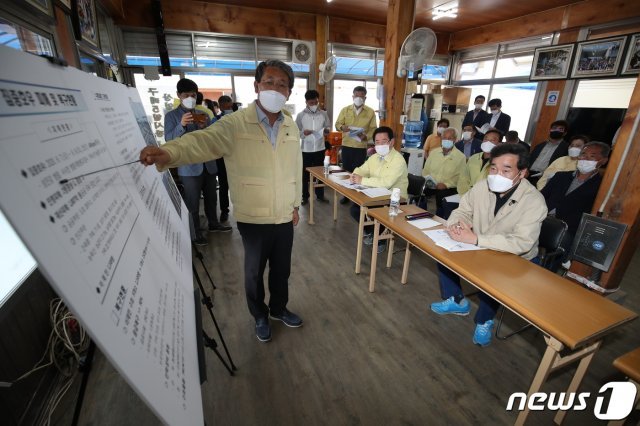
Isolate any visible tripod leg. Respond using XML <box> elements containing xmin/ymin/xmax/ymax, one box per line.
<box><xmin>198</xmin><ymin>255</ymin><xmax>217</xmax><ymax>290</ymax></box>
<box><xmin>193</xmin><ymin>264</ymin><xmax>236</xmax><ymax>371</ymax></box>
<box><xmin>203</xmin><ymin>332</ymin><xmax>234</xmax><ymax>376</ymax></box>
<box><xmin>207</xmin><ymin>309</ymin><xmax>237</xmax><ymax>371</ymax></box>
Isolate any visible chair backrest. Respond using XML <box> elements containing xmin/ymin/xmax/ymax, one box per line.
<box><xmin>538</xmin><ymin>216</ymin><xmax>568</xmax><ymax>270</ymax></box>
<box><xmin>407</xmin><ymin>173</ymin><xmax>427</xmax><ymax>197</ymax></box>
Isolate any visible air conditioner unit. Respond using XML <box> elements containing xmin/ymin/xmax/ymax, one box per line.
<box><xmin>292</xmin><ymin>41</ymin><xmax>313</xmax><ymax>64</ymax></box>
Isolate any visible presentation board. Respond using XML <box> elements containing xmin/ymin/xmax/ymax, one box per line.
<box><xmin>0</xmin><ymin>46</ymin><xmax>203</xmax><ymax>425</ymax></box>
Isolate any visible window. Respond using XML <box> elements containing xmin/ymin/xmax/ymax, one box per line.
<box><xmin>332</xmin><ymin>44</ymin><xmax>384</xmax><ymax>78</ymax></box>
<box><xmin>0</xmin><ymin>18</ymin><xmax>53</xmax><ymax>56</ymax></box>
<box><xmin>124</xmin><ymin>32</ymin><xmax>194</xmax><ymax>67</ymax></box>
<box><xmin>494</xmin><ymin>55</ymin><xmax>534</xmax><ymax>78</ymax></box>
<box><xmin>572</xmin><ymin>78</ymin><xmax>636</xmax><ymax>109</ymax></box>
<box><xmin>455</xmin><ymin>59</ymin><xmax>495</xmax><ymax>81</ymax></box>
<box><xmin>490</xmin><ymin>82</ymin><xmax>538</xmax><ymax>136</ymax></box>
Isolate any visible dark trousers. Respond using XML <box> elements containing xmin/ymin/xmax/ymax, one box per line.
<box><xmin>302</xmin><ymin>150</ymin><xmax>325</xmax><ymax>200</ymax></box>
<box><xmin>341</xmin><ymin>146</ymin><xmax>367</xmax><ymax>173</ymax></box>
<box><xmin>181</xmin><ymin>170</ymin><xmax>218</xmax><ymax>239</ymax></box>
<box><xmin>237</xmin><ymin>222</ymin><xmax>294</xmax><ymax>319</ymax></box>
<box><xmin>349</xmin><ymin>204</ymin><xmax>385</xmax><ymax>235</ymax></box>
<box><xmin>437</xmin><ymin>256</ymin><xmax>540</xmax><ymax>324</ymax></box>
<box><xmin>216</xmin><ymin>158</ymin><xmax>229</xmax><ymax>216</ymax></box>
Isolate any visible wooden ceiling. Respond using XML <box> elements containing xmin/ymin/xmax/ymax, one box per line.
<box><xmin>194</xmin><ymin>0</ymin><xmax>582</xmax><ymax>33</ymax></box>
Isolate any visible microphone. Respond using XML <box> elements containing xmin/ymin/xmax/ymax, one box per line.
<box><xmin>59</xmin><ymin>160</ymin><xmax>140</xmax><ymax>184</ymax></box>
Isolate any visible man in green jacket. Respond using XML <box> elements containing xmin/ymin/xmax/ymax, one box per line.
<box><xmin>140</xmin><ymin>60</ymin><xmax>303</xmax><ymax>343</ymax></box>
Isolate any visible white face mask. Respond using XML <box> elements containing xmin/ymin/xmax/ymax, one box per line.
<box><xmin>568</xmin><ymin>147</ymin><xmax>582</xmax><ymax>158</ymax></box>
<box><xmin>441</xmin><ymin>139</ymin><xmax>454</xmax><ymax>150</ymax></box>
<box><xmin>577</xmin><ymin>159</ymin><xmax>598</xmax><ymax>174</ymax></box>
<box><xmin>353</xmin><ymin>97</ymin><xmax>364</xmax><ymax>107</ymax></box>
<box><xmin>258</xmin><ymin>90</ymin><xmax>287</xmax><ymax>113</ymax></box>
<box><xmin>437</xmin><ymin>127</ymin><xmax>446</xmax><ymax>135</ymax></box>
<box><xmin>181</xmin><ymin>97</ymin><xmax>196</xmax><ymax>109</ymax></box>
<box><xmin>462</xmin><ymin>131</ymin><xmax>472</xmax><ymax>141</ymax></box>
<box><xmin>474</xmin><ymin>103</ymin><xmax>483</xmax><ymax>110</ymax></box>
<box><xmin>308</xmin><ymin>105</ymin><xmax>318</xmax><ymax>112</ymax></box>
<box><xmin>481</xmin><ymin>141</ymin><xmax>496</xmax><ymax>153</ymax></box>
<box><xmin>491</xmin><ymin>109</ymin><xmax>500</xmax><ymax>115</ymax></box>
<box><xmin>487</xmin><ymin>173</ymin><xmax>518</xmax><ymax>193</ymax></box>
<box><xmin>223</xmin><ymin>109</ymin><xmax>233</xmax><ymax>115</ymax></box>
<box><xmin>375</xmin><ymin>144</ymin><xmax>390</xmax><ymax>157</ymax></box>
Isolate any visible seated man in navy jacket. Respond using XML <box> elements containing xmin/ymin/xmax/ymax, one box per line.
<box><xmin>455</xmin><ymin>123</ymin><xmax>483</xmax><ymax>159</ymax></box>
<box><xmin>529</xmin><ymin>120</ymin><xmax>570</xmax><ymax>185</ymax></box>
<box><xmin>540</xmin><ymin>141</ymin><xmax>610</xmax><ymax>256</ymax></box>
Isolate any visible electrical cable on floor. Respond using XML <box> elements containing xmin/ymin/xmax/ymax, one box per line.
<box><xmin>0</xmin><ymin>298</ymin><xmax>90</xmax><ymax>425</ymax></box>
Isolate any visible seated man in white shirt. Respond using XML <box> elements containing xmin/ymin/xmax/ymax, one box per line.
<box><xmin>349</xmin><ymin>126</ymin><xmax>408</xmax><ymax>253</ymax></box>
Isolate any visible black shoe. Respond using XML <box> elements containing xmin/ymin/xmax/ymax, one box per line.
<box><xmin>220</xmin><ymin>212</ymin><xmax>229</xmax><ymax>223</ymax></box>
<box><xmin>192</xmin><ymin>236</ymin><xmax>208</xmax><ymax>246</ymax></box>
<box><xmin>301</xmin><ymin>198</ymin><xmax>308</xmax><ymax>206</ymax></box>
<box><xmin>255</xmin><ymin>317</ymin><xmax>271</xmax><ymax>342</ymax></box>
<box><xmin>208</xmin><ymin>224</ymin><xmax>232</xmax><ymax>232</ymax></box>
<box><xmin>269</xmin><ymin>309</ymin><xmax>303</xmax><ymax>328</ymax></box>
<box><xmin>316</xmin><ymin>197</ymin><xmax>329</xmax><ymax>203</ymax></box>
<box><xmin>339</xmin><ymin>196</ymin><xmax>350</xmax><ymax>205</ymax></box>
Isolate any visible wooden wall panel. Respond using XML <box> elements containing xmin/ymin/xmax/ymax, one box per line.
<box><xmin>54</xmin><ymin>5</ymin><xmax>80</xmax><ymax>68</ymax></box>
<box><xmin>163</xmin><ymin>1</ymin><xmax>316</xmax><ymax>41</ymax></box>
<box><xmin>315</xmin><ymin>15</ymin><xmax>328</xmax><ymax>107</ymax></box>
<box><xmin>328</xmin><ymin>17</ymin><xmax>386</xmax><ymax>48</ymax></box>
<box><xmin>451</xmin><ymin>0</ymin><xmax>640</xmax><ymax>51</ymax></box>
<box><xmin>98</xmin><ymin>0</ymin><xmax>125</xmax><ymax>21</ymax></box>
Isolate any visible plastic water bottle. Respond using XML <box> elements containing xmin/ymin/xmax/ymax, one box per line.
<box><xmin>389</xmin><ymin>188</ymin><xmax>401</xmax><ymax>217</ymax></box>
<box><xmin>323</xmin><ymin>155</ymin><xmax>330</xmax><ymax>175</ymax></box>
<box><xmin>403</xmin><ymin>121</ymin><xmax>424</xmax><ymax>149</ymax></box>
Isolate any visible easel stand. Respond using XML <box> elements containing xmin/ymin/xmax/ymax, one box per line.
<box><xmin>192</xmin><ymin>243</ymin><xmax>237</xmax><ymax>375</ymax></box>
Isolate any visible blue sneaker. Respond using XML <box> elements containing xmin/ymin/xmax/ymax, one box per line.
<box><xmin>255</xmin><ymin>317</ymin><xmax>271</xmax><ymax>342</ymax></box>
<box><xmin>269</xmin><ymin>309</ymin><xmax>303</xmax><ymax>328</ymax></box>
<box><xmin>473</xmin><ymin>320</ymin><xmax>494</xmax><ymax>347</ymax></box>
<box><xmin>430</xmin><ymin>296</ymin><xmax>470</xmax><ymax>316</ymax></box>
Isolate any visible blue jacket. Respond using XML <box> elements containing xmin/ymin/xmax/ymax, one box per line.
<box><xmin>455</xmin><ymin>138</ymin><xmax>483</xmax><ymax>158</ymax></box>
<box><xmin>164</xmin><ymin>106</ymin><xmax>218</xmax><ymax>176</ymax></box>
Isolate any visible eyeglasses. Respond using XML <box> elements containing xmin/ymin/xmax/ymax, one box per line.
<box><xmin>260</xmin><ymin>80</ymin><xmax>289</xmax><ymax>91</ymax></box>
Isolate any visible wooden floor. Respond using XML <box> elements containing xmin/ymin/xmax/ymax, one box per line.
<box><xmin>54</xmin><ymin>198</ymin><xmax>640</xmax><ymax>425</ymax></box>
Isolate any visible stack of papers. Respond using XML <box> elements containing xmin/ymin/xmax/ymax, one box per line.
<box><xmin>424</xmin><ymin>229</ymin><xmax>485</xmax><ymax>252</ymax></box>
<box><xmin>475</xmin><ymin>123</ymin><xmax>492</xmax><ymax>134</ymax></box>
<box><xmin>333</xmin><ymin>179</ymin><xmax>392</xmax><ymax>198</ymax></box>
<box><xmin>347</xmin><ymin>126</ymin><xmax>365</xmax><ymax>142</ymax></box>
<box><xmin>407</xmin><ymin>218</ymin><xmax>441</xmax><ymax>229</ymax></box>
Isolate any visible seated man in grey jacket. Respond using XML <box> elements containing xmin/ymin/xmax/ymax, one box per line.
<box><xmin>429</xmin><ymin>143</ymin><xmax>547</xmax><ymax>347</ymax></box>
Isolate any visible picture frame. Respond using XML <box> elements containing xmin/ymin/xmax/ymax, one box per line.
<box><xmin>570</xmin><ymin>36</ymin><xmax>627</xmax><ymax>79</ymax></box>
<box><xmin>56</xmin><ymin>0</ymin><xmax>72</xmax><ymax>12</ymax></box>
<box><xmin>25</xmin><ymin>0</ymin><xmax>53</xmax><ymax>17</ymax></box>
<box><xmin>71</xmin><ymin>0</ymin><xmax>99</xmax><ymax>49</ymax></box>
<box><xmin>621</xmin><ymin>33</ymin><xmax>640</xmax><ymax>76</ymax></box>
<box><xmin>529</xmin><ymin>44</ymin><xmax>575</xmax><ymax>81</ymax></box>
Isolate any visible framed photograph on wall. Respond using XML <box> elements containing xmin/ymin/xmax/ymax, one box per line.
<box><xmin>56</xmin><ymin>0</ymin><xmax>72</xmax><ymax>12</ymax></box>
<box><xmin>621</xmin><ymin>33</ymin><xmax>640</xmax><ymax>76</ymax></box>
<box><xmin>530</xmin><ymin>44</ymin><xmax>575</xmax><ymax>81</ymax></box>
<box><xmin>570</xmin><ymin>36</ymin><xmax>627</xmax><ymax>78</ymax></box>
<box><xmin>71</xmin><ymin>0</ymin><xmax>99</xmax><ymax>48</ymax></box>
<box><xmin>25</xmin><ymin>0</ymin><xmax>53</xmax><ymax>17</ymax></box>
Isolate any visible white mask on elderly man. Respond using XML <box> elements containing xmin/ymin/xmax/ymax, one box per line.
<box><xmin>481</xmin><ymin>141</ymin><xmax>496</xmax><ymax>153</ymax></box>
<box><xmin>577</xmin><ymin>159</ymin><xmax>598</xmax><ymax>174</ymax></box>
<box><xmin>353</xmin><ymin>97</ymin><xmax>364</xmax><ymax>107</ymax></box>
<box><xmin>259</xmin><ymin>90</ymin><xmax>287</xmax><ymax>113</ymax></box>
<box><xmin>487</xmin><ymin>173</ymin><xmax>518</xmax><ymax>193</ymax></box>
<box><xmin>462</xmin><ymin>131</ymin><xmax>472</xmax><ymax>141</ymax></box>
<box><xmin>441</xmin><ymin>139</ymin><xmax>454</xmax><ymax>150</ymax></box>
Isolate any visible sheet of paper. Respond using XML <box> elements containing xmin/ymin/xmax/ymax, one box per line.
<box><xmin>0</xmin><ymin>46</ymin><xmax>202</xmax><ymax>425</ymax></box>
<box><xmin>444</xmin><ymin>193</ymin><xmax>461</xmax><ymax>203</ymax></box>
<box><xmin>407</xmin><ymin>218</ymin><xmax>441</xmax><ymax>229</ymax></box>
<box><xmin>360</xmin><ymin>187</ymin><xmax>392</xmax><ymax>198</ymax></box>
<box><xmin>475</xmin><ymin>123</ymin><xmax>492</xmax><ymax>134</ymax></box>
<box><xmin>331</xmin><ymin>172</ymin><xmax>350</xmax><ymax>177</ymax></box>
<box><xmin>424</xmin><ymin>229</ymin><xmax>485</xmax><ymax>252</ymax></box>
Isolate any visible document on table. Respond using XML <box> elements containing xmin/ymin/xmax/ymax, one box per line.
<box><xmin>424</xmin><ymin>229</ymin><xmax>485</xmax><ymax>252</ymax></box>
<box><xmin>331</xmin><ymin>172</ymin><xmax>350</xmax><ymax>177</ymax></box>
<box><xmin>444</xmin><ymin>194</ymin><xmax>461</xmax><ymax>203</ymax></box>
<box><xmin>407</xmin><ymin>218</ymin><xmax>441</xmax><ymax>229</ymax></box>
<box><xmin>360</xmin><ymin>187</ymin><xmax>391</xmax><ymax>198</ymax></box>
